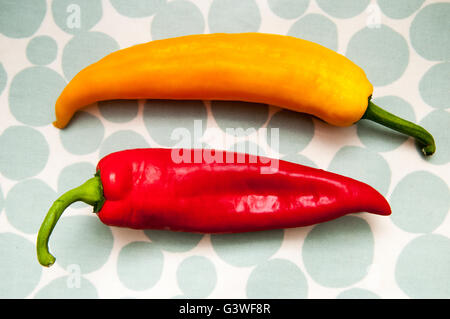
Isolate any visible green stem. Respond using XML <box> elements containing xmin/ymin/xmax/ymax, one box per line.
<box><xmin>362</xmin><ymin>101</ymin><xmax>436</xmax><ymax>156</ymax></box>
<box><xmin>36</xmin><ymin>174</ymin><xmax>105</xmax><ymax>267</ymax></box>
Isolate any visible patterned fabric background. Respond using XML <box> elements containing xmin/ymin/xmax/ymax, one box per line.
<box><xmin>0</xmin><ymin>0</ymin><xmax>449</xmax><ymax>299</ymax></box>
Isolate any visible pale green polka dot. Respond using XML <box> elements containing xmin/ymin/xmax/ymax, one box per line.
<box><xmin>337</xmin><ymin>288</ymin><xmax>380</xmax><ymax>299</ymax></box>
<box><xmin>358</xmin><ymin>96</ymin><xmax>415</xmax><ymax>152</ymax></box>
<box><xmin>390</xmin><ymin>171</ymin><xmax>449</xmax><ymax>233</ymax></box>
<box><xmin>281</xmin><ymin>154</ymin><xmax>317</xmax><ymax>168</ymax></box>
<box><xmin>5</xmin><ymin>179</ymin><xmax>56</xmax><ymax>234</ymax></box>
<box><xmin>268</xmin><ymin>0</ymin><xmax>309</xmax><ymax>19</ymax></box>
<box><xmin>9</xmin><ymin>67</ymin><xmax>66</xmax><ymax>126</ymax></box>
<box><xmin>418</xmin><ymin>110</ymin><xmax>449</xmax><ymax>165</ymax></box>
<box><xmin>0</xmin><ymin>126</ymin><xmax>49</xmax><ymax>180</ymax></box>
<box><xmin>60</xmin><ymin>111</ymin><xmax>104</xmax><ymax>155</ymax></box>
<box><xmin>151</xmin><ymin>0</ymin><xmax>204</xmax><ymax>40</ymax></box>
<box><xmin>177</xmin><ymin>256</ymin><xmax>217</xmax><ymax>298</ymax></box>
<box><xmin>396</xmin><ymin>234</ymin><xmax>450</xmax><ymax>298</ymax></box>
<box><xmin>99</xmin><ymin>130</ymin><xmax>149</xmax><ymax>158</ymax></box>
<box><xmin>211</xmin><ymin>101</ymin><xmax>269</xmax><ymax>137</ymax></box>
<box><xmin>98</xmin><ymin>100</ymin><xmax>139</xmax><ymax>123</ymax></box>
<box><xmin>302</xmin><ymin>216</ymin><xmax>374</xmax><ymax>288</ymax></box>
<box><xmin>34</xmin><ymin>276</ymin><xmax>98</xmax><ymax>299</ymax></box>
<box><xmin>228</xmin><ymin>141</ymin><xmax>267</xmax><ymax>157</ymax></box>
<box><xmin>0</xmin><ymin>187</ymin><xmax>3</xmax><ymax>215</ymax></box>
<box><xmin>0</xmin><ymin>0</ymin><xmax>46</xmax><ymax>38</ymax></box>
<box><xmin>328</xmin><ymin>146</ymin><xmax>391</xmax><ymax>196</ymax></box>
<box><xmin>209</xmin><ymin>0</ymin><xmax>261</xmax><ymax>33</ymax></box>
<box><xmin>410</xmin><ymin>3</ymin><xmax>450</xmax><ymax>61</ymax></box>
<box><xmin>111</xmin><ymin>0</ymin><xmax>165</xmax><ymax>18</ymax></box>
<box><xmin>266</xmin><ymin>109</ymin><xmax>315</xmax><ymax>154</ymax></box>
<box><xmin>287</xmin><ymin>13</ymin><xmax>338</xmax><ymax>51</ymax></box>
<box><xmin>377</xmin><ymin>0</ymin><xmax>424</xmax><ymax>19</ymax></box>
<box><xmin>0</xmin><ymin>63</ymin><xmax>7</xmax><ymax>95</ymax></box>
<box><xmin>144</xmin><ymin>230</ymin><xmax>203</xmax><ymax>252</ymax></box>
<box><xmin>58</xmin><ymin>162</ymin><xmax>96</xmax><ymax>209</ymax></box>
<box><xmin>62</xmin><ymin>31</ymin><xmax>119</xmax><ymax>81</ymax></box>
<box><xmin>419</xmin><ymin>62</ymin><xmax>450</xmax><ymax>109</ymax></box>
<box><xmin>246</xmin><ymin>259</ymin><xmax>308</xmax><ymax>298</ymax></box>
<box><xmin>0</xmin><ymin>233</ymin><xmax>42</xmax><ymax>298</ymax></box>
<box><xmin>26</xmin><ymin>36</ymin><xmax>58</xmax><ymax>65</ymax></box>
<box><xmin>346</xmin><ymin>25</ymin><xmax>409</xmax><ymax>86</ymax></box>
<box><xmin>211</xmin><ymin>230</ymin><xmax>283</xmax><ymax>267</ymax></box>
<box><xmin>143</xmin><ymin>100</ymin><xmax>206</xmax><ymax>147</ymax></box>
<box><xmin>51</xmin><ymin>215</ymin><xmax>113</xmax><ymax>274</ymax></box>
<box><xmin>316</xmin><ymin>0</ymin><xmax>369</xmax><ymax>19</ymax></box>
<box><xmin>117</xmin><ymin>241</ymin><xmax>164</xmax><ymax>291</ymax></box>
<box><xmin>52</xmin><ymin>0</ymin><xmax>102</xmax><ymax>35</ymax></box>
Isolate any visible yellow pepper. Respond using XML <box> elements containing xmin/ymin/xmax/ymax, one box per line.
<box><xmin>54</xmin><ymin>33</ymin><xmax>435</xmax><ymax>155</ymax></box>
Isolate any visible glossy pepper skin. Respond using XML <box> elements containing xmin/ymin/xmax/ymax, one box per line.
<box><xmin>37</xmin><ymin>148</ymin><xmax>391</xmax><ymax>267</ymax></box>
<box><xmin>54</xmin><ymin>33</ymin><xmax>371</xmax><ymax>129</ymax></box>
<box><xmin>98</xmin><ymin>149</ymin><xmax>390</xmax><ymax>231</ymax></box>
<box><xmin>52</xmin><ymin>33</ymin><xmax>435</xmax><ymax>155</ymax></box>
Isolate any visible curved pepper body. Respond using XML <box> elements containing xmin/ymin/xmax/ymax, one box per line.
<box><xmin>96</xmin><ymin>148</ymin><xmax>390</xmax><ymax>233</ymax></box>
<box><xmin>54</xmin><ymin>33</ymin><xmax>373</xmax><ymax>129</ymax></box>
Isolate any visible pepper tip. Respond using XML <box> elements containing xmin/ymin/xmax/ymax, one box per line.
<box><xmin>52</xmin><ymin>120</ymin><xmax>64</xmax><ymax>129</ymax></box>
<box><xmin>421</xmin><ymin>143</ymin><xmax>436</xmax><ymax>157</ymax></box>
<box><xmin>369</xmin><ymin>197</ymin><xmax>391</xmax><ymax>216</ymax></box>
<box><xmin>37</xmin><ymin>251</ymin><xmax>56</xmax><ymax>267</ymax></box>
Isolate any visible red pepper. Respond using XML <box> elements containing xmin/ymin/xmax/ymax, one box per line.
<box><xmin>36</xmin><ymin>148</ymin><xmax>390</xmax><ymax>267</ymax></box>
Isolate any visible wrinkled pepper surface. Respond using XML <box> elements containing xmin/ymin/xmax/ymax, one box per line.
<box><xmin>53</xmin><ymin>33</ymin><xmax>435</xmax><ymax>155</ymax></box>
<box><xmin>37</xmin><ymin>148</ymin><xmax>391</xmax><ymax>267</ymax></box>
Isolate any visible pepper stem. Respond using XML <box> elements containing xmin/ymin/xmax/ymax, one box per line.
<box><xmin>362</xmin><ymin>101</ymin><xmax>436</xmax><ymax>156</ymax></box>
<box><xmin>36</xmin><ymin>174</ymin><xmax>104</xmax><ymax>267</ymax></box>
